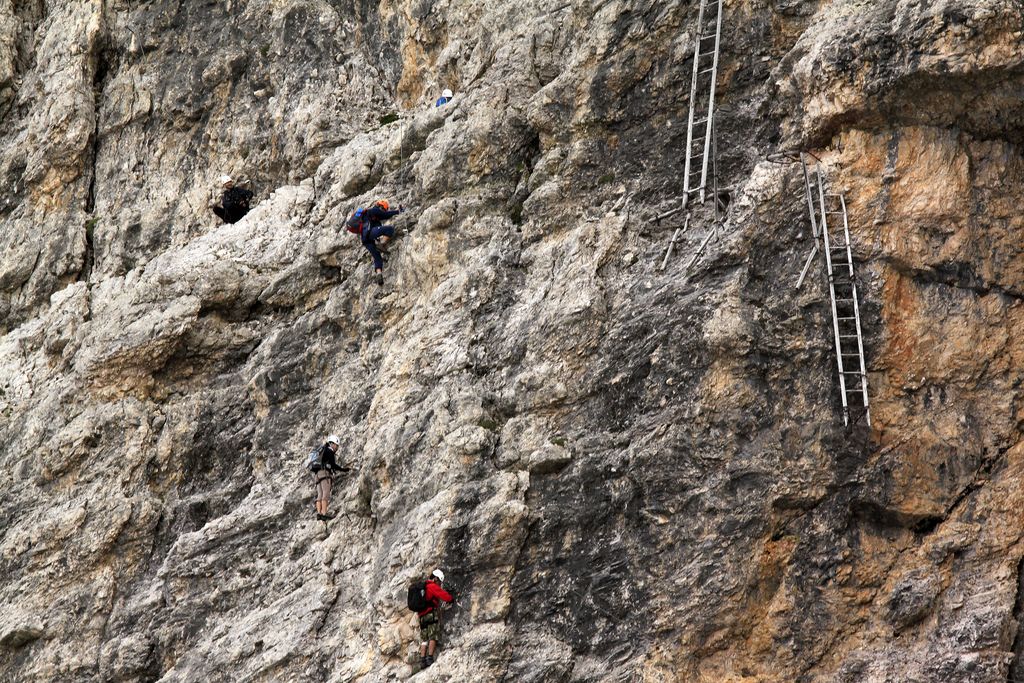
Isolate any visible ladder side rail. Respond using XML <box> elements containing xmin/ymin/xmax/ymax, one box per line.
<box><xmin>683</xmin><ymin>0</ymin><xmax>709</xmax><ymax>197</ymax></box>
<box><xmin>712</xmin><ymin>112</ymin><xmax>720</xmax><ymax>228</ymax></box>
<box><xmin>817</xmin><ymin>171</ymin><xmax>850</xmax><ymax>425</ymax></box>
<box><xmin>851</xmin><ymin>277</ymin><xmax>871</xmax><ymax>426</ymax></box>
<box><xmin>795</xmin><ymin>155</ymin><xmax>821</xmax><ymax>290</ymax></box>
<box><xmin>698</xmin><ymin>0</ymin><xmax>723</xmax><ymax>204</ymax></box>
<box><xmin>838</xmin><ymin>195</ymin><xmax>855</xmax><ymax>279</ymax></box>
<box><xmin>840</xmin><ymin>195</ymin><xmax>871</xmax><ymax>426</ymax></box>
<box><xmin>800</xmin><ymin>155</ymin><xmax>821</xmax><ymax>242</ymax></box>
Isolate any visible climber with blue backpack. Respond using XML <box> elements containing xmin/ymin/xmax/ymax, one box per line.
<box><xmin>407</xmin><ymin>569</ymin><xmax>453</xmax><ymax>669</ymax></box>
<box><xmin>307</xmin><ymin>434</ymin><xmax>349</xmax><ymax>521</ymax></box>
<box><xmin>346</xmin><ymin>199</ymin><xmax>405</xmax><ymax>286</ymax></box>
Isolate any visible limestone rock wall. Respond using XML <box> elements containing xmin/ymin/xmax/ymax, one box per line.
<box><xmin>1</xmin><ymin>1</ymin><xmax>1023</xmax><ymax>682</ymax></box>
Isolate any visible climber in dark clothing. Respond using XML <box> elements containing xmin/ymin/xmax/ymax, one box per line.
<box><xmin>311</xmin><ymin>434</ymin><xmax>349</xmax><ymax>521</ymax></box>
<box><xmin>348</xmin><ymin>199</ymin><xmax>404</xmax><ymax>286</ymax></box>
<box><xmin>211</xmin><ymin>175</ymin><xmax>254</xmax><ymax>224</ymax></box>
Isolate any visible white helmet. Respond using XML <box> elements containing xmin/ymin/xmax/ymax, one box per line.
<box><xmin>431</xmin><ymin>569</ymin><xmax>445</xmax><ymax>583</ymax></box>
<box><xmin>219</xmin><ymin>174</ymin><xmax>234</xmax><ymax>186</ymax></box>
<box><xmin>441</xmin><ymin>89</ymin><xmax>453</xmax><ymax>99</ymax></box>
<box><xmin>326</xmin><ymin>434</ymin><xmax>340</xmax><ymax>446</ymax></box>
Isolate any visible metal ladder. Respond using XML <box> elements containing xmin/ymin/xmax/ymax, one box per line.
<box><xmin>801</xmin><ymin>157</ymin><xmax>871</xmax><ymax>427</ymax></box>
<box><xmin>683</xmin><ymin>0</ymin><xmax>723</xmax><ymax>205</ymax></box>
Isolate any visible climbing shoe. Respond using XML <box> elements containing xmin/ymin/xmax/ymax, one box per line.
<box><xmin>376</xmin><ymin>273</ymin><xmax>384</xmax><ymax>286</ymax></box>
<box><xmin>423</xmin><ymin>655</ymin><xmax>434</xmax><ymax>668</ymax></box>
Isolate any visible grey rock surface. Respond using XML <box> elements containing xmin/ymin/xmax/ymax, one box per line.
<box><xmin>1</xmin><ymin>1</ymin><xmax>1023</xmax><ymax>682</ymax></box>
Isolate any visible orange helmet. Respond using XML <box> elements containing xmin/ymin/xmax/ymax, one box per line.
<box><xmin>374</xmin><ymin>199</ymin><xmax>389</xmax><ymax>210</ymax></box>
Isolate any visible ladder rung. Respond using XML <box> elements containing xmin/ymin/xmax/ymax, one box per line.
<box><xmin>699</xmin><ymin>67</ymin><xmax>716</xmax><ymax>75</ymax></box>
<box><xmin>837</xmin><ymin>316</ymin><xmax>857</xmax><ymax>320</ymax></box>
<box><xmin>839</xmin><ymin>334</ymin><xmax>859</xmax><ymax>338</ymax></box>
<box><xmin>841</xmin><ymin>371</ymin><xmax>864</xmax><ymax>375</ymax></box>
<box><xmin>698</xmin><ymin>51</ymin><xmax>717</xmax><ymax>58</ymax></box>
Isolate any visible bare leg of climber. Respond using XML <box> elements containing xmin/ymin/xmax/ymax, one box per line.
<box><xmin>315</xmin><ymin>471</ymin><xmax>333</xmax><ymax>516</ymax></box>
<box><xmin>321</xmin><ymin>474</ymin><xmax>332</xmax><ymax>515</ymax></box>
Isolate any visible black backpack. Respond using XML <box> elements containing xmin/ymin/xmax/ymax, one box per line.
<box><xmin>223</xmin><ymin>187</ymin><xmax>252</xmax><ymax>213</ymax></box>
<box><xmin>407</xmin><ymin>580</ymin><xmax>429</xmax><ymax>612</ymax></box>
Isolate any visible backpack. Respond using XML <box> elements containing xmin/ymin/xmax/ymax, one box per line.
<box><xmin>346</xmin><ymin>208</ymin><xmax>367</xmax><ymax>235</ymax></box>
<box><xmin>407</xmin><ymin>580</ymin><xmax>429</xmax><ymax>612</ymax></box>
<box><xmin>223</xmin><ymin>187</ymin><xmax>252</xmax><ymax>213</ymax></box>
<box><xmin>306</xmin><ymin>446</ymin><xmax>323</xmax><ymax>472</ymax></box>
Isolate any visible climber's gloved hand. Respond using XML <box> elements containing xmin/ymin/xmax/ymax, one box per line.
<box><xmin>398</xmin><ymin>205</ymin><xmax>406</xmax><ymax>213</ymax></box>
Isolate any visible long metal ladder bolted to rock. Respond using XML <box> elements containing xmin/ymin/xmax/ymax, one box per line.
<box><xmin>683</xmin><ymin>0</ymin><xmax>723</xmax><ymax>205</ymax></box>
<box><xmin>802</xmin><ymin>157</ymin><xmax>871</xmax><ymax>427</ymax></box>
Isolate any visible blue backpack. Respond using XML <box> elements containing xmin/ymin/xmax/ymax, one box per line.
<box><xmin>346</xmin><ymin>208</ymin><xmax>367</xmax><ymax>235</ymax></box>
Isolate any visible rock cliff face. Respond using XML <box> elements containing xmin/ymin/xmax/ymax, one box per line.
<box><xmin>1</xmin><ymin>1</ymin><xmax>1023</xmax><ymax>681</ymax></box>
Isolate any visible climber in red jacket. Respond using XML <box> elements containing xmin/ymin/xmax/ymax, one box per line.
<box><xmin>417</xmin><ymin>569</ymin><xmax>453</xmax><ymax>669</ymax></box>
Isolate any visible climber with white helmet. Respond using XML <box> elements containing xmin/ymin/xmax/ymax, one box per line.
<box><xmin>308</xmin><ymin>434</ymin><xmax>348</xmax><ymax>521</ymax></box>
<box><xmin>435</xmin><ymin>88</ymin><xmax>454</xmax><ymax>107</ymax></box>
<box><xmin>211</xmin><ymin>174</ymin><xmax>254</xmax><ymax>224</ymax></box>
<box><xmin>406</xmin><ymin>569</ymin><xmax>453</xmax><ymax>669</ymax></box>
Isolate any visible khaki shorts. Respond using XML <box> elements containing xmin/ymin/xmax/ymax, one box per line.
<box><xmin>419</xmin><ymin>615</ymin><xmax>442</xmax><ymax>643</ymax></box>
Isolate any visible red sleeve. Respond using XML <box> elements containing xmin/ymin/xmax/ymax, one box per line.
<box><xmin>427</xmin><ymin>581</ymin><xmax>453</xmax><ymax>603</ymax></box>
